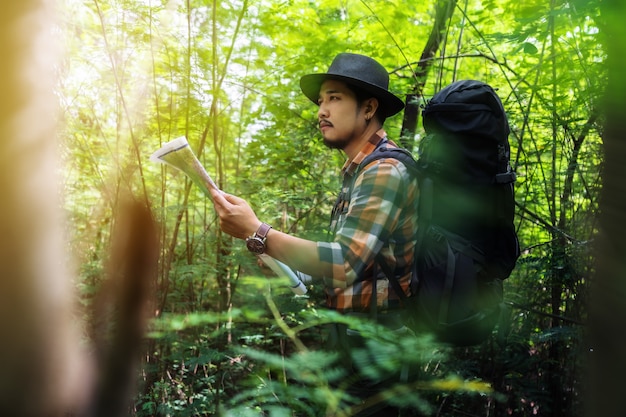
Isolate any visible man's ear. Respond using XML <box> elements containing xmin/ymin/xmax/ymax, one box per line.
<box><xmin>365</xmin><ymin>97</ymin><xmax>379</xmax><ymax>118</ymax></box>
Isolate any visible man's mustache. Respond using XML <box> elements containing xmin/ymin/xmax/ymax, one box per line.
<box><xmin>319</xmin><ymin>119</ymin><xmax>332</xmax><ymax>128</ymax></box>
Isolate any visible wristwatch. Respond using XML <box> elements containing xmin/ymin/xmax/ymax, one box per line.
<box><xmin>246</xmin><ymin>223</ymin><xmax>272</xmax><ymax>254</ymax></box>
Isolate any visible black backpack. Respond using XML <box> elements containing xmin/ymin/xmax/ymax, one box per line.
<box><xmin>361</xmin><ymin>80</ymin><xmax>519</xmax><ymax>346</ymax></box>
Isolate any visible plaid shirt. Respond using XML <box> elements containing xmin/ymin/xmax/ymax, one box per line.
<box><xmin>317</xmin><ymin>129</ymin><xmax>419</xmax><ymax>313</ymax></box>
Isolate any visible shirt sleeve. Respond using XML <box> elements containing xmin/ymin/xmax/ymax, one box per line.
<box><xmin>317</xmin><ymin>159</ymin><xmax>409</xmax><ymax>289</ymax></box>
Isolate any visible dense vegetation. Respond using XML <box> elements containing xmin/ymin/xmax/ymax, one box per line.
<box><xmin>59</xmin><ymin>0</ymin><xmax>604</xmax><ymax>415</ymax></box>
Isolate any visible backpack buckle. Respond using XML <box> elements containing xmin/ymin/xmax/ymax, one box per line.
<box><xmin>495</xmin><ymin>171</ymin><xmax>516</xmax><ymax>184</ymax></box>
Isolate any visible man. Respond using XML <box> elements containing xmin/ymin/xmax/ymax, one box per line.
<box><xmin>210</xmin><ymin>53</ymin><xmax>419</xmax><ymax>415</ymax></box>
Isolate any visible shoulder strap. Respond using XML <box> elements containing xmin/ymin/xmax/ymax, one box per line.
<box><xmin>358</xmin><ymin>146</ymin><xmax>419</xmax><ymax>177</ymax></box>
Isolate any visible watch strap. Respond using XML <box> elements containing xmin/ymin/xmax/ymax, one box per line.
<box><xmin>255</xmin><ymin>223</ymin><xmax>272</xmax><ymax>239</ymax></box>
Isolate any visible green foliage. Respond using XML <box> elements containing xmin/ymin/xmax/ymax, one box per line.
<box><xmin>59</xmin><ymin>0</ymin><xmax>603</xmax><ymax>415</ymax></box>
<box><xmin>148</xmin><ymin>305</ymin><xmax>492</xmax><ymax>417</ymax></box>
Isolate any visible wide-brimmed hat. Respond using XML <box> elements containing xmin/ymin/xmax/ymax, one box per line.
<box><xmin>300</xmin><ymin>53</ymin><xmax>405</xmax><ymax>118</ymax></box>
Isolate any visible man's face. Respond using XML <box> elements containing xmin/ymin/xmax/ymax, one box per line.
<box><xmin>317</xmin><ymin>79</ymin><xmax>367</xmax><ymax>150</ymax></box>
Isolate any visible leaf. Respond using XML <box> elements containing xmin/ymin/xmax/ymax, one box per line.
<box><xmin>429</xmin><ymin>376</ymin><xmax>493</xmax><ymax>393</ymax></box>
<box><xmin>523</xmin><ymin>41</ymin><xmax>539</xmax><ymax>54</ymax></box>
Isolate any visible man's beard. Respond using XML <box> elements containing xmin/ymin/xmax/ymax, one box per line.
<box><xmin>323</xmin><ymin>136</ymin><xmax>350</xmax><ymax>150</ymax></box>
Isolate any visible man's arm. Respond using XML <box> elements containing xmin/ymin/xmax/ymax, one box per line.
<box><xmin>264</xmin><ymin>228</ymin><xmax>331</xmax><ymax>277</ymax></box>
<box><xmin>209</xmin><ymin>189</ymin><xmax>330</xmax><ymax>278</ymax></box>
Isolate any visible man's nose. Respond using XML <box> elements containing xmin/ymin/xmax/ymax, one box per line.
<box><xmin>318</xmin><ymin>103</ymin><xmax>328</xmax><ymax>119</ymax></box>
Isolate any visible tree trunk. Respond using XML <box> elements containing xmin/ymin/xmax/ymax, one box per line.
<box><xmin>587</xmin><ymin>1</ymin><xmax>626</xmax><ymax>416</ymax></box>
<box><xmin>399</xmin><ymin>0</ymin><xmax>458</xmax><ymax>148</ymax></box>
<box><xmin>0</xmin><ymin>3</ymin><xmax>158</xmax><ymax>416</ymax></box>
<box><xmin>0</xmin><ymin>2</ymin><xmax>85</xmax><ymax>415</ymax></box>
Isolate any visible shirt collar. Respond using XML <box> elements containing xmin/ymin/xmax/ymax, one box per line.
<box><xmin>341</xmin><ymin>129</ymin><xmax>389</xmax><ymax>177</ymax></box>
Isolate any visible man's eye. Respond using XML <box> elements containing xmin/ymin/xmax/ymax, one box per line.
<box><xmin>318</xmin><ymin>95</ymin><xmax>340</xmax><ymax>105</ymax></box>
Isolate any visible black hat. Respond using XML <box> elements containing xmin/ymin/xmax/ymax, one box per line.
<box><xmin>300</xmin><ymin>53</ymin><xmax>405</xmax><ymax>118</ymax></box>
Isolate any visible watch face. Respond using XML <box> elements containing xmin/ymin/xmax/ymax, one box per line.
<box><xmin>246</xmin><ymin>237</ymin><xmax>265</xmax><ymax>254</ymax></box>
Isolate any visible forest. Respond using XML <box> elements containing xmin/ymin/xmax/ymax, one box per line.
<box><xmin>47</xmin><ymin>0</ymin><xmax>619</xmax><ymax>416</ymax></box>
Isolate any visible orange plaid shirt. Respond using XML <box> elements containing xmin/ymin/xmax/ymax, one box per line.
<box><xmin>317</xmin><ymin>129</ymin><xmax>419</xmax><ymax>313</ymax></box>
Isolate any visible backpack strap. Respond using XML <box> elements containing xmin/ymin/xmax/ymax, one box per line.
<box><xmin>359</xmin><ymin>146</ymin><xmax>418</xmax><ymax>178</ymax></box>
<box><xmin>376</xmin><ymin>254</ymin><xmax>407</xmax><ymax>300</ymax></box>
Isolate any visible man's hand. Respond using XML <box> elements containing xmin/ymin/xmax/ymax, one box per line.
<box><xmin>210</xmin><ymin>188</ymin><xmax>262</xmax><ymax>240</ymax></box>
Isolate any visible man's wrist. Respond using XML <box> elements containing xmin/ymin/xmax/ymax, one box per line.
<box><xmin>245</xmin><ymin>222</ymin><xmax>272</xmax><ymax>254</ymax></box>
